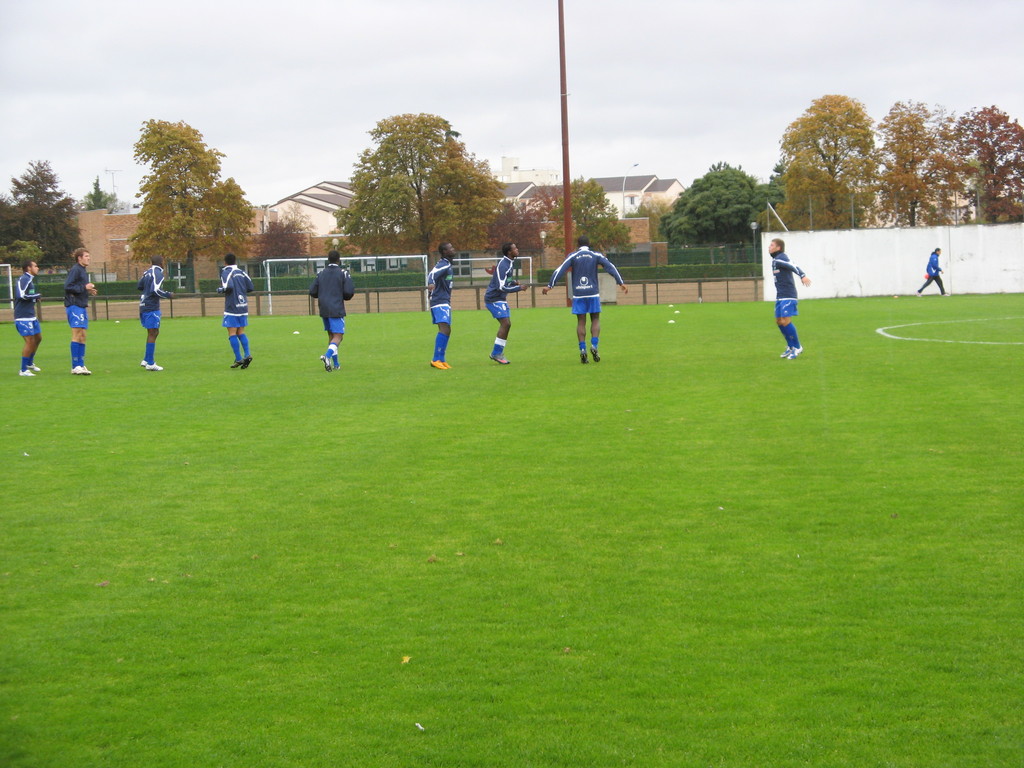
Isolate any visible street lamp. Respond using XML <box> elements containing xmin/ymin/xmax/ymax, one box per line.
<box><xmin>750</xmin><ymin>221</ymin><xmax>760</xmax><ymax>259</ymax></box>
<box><xmin>622</xmin><ymin>162</ymin><xmax>638</xmax><ymax>218</ymax></box>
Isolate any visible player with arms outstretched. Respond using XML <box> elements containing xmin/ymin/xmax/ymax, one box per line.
<box><xmin>484</xmin><ymin>242</ymin><xmax>525</xmax><ymax>364</ymax></box>
<box><xmin>768</xmin><ymin>238</ymin><xmax>811</xmax><ymax>359</ymax></box>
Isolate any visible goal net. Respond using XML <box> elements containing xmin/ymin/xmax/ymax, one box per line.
<box><xmin>261</xmin><ymin>255</ymin><xmax>429</xmax><ymax>314</ymax></box>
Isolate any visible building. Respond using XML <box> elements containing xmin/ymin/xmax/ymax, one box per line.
<box><xmin>589</xmin><ymin>175</ymin><xmax>685</xmax><ymax>217</ymax></box>
<box><xmin>270</xmin><ymin>181</ymin><xmax>353</xmax><ymax>235</ymax></box>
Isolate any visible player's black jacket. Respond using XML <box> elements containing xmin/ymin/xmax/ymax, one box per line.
<box><xmin>309</xmin><ymin>264</ymin><xmax>355</xmax><ymax>317</ymax></box>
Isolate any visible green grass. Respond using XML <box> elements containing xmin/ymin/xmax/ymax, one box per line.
<box><xmin>2</xmin><ymin>295</ymin><xmax>1022</xmax><ymax>767</ymax></box>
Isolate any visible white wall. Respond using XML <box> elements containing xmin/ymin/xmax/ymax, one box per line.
<box><xmin>760</xmin><ymin>223</ymin><xmax>1024</xmax><ymax>299</ymax></box>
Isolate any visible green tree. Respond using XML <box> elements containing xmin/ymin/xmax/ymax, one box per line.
<box><xmin>661</xmin><ymin>163</ymin><xmax>762</xmax><ymax>245</ymax></box>
<box><xmin>876</xmin><ymin>101</ymin><xmax>963</xmax><ymax>226</ymax></box>
<box><xmin>778</xmin><ymin>94</ymin><xmax>877</xmax><ymax>230</ymax></box>
<box><xmin>4</xmin><ymin>161</ymin><xmax>82</xmax><ymax>266</ymax></box>
<box><xmin>81</xmin><ymin>176</ymin><xmax>121</xmax><ymax>211</ymax></box>
<box><xmin>131</xmin><ymin>120</ymin><xmax>252</xmax><ymax>272</ymax></box>
<box><xmin>544</xmin><ymin>178</ymin><xmax>630</xmax><ymax>254</ymax></box>
<box><xmin>0</xmin><ymin>239</ymin><xmax>44</xmax><ymax>266</ymax></box>
<box><xmin>631</xmin><ymin>197</ymin><xmax>674</xmax><ymax>242</ymax></box>
<box><xmin>956</xmin><ymin>106</ymin><xmax>1024</xmax><ymax>223</ymax></box>
<box><xmin>339</xmin><ymin>113</ymin><xmax>503</xmax><ymax>254</ymax></box>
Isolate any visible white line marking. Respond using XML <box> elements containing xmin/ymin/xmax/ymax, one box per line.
<box><xmin>875</xmin><ymin>317</ymin><xmax>1024</xmax><ymax>345</ymax></box>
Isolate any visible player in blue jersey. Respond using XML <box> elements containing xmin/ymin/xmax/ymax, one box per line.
<box><xmin>542</xmin><ymin>235</ymin><xmax>627</xmax><ymax>364</ymax></box>
<box><xmin>916</xmin><ymin>247</ymin><xmax>947</xmax><ymax>296</ymax></box>
<box><xmin>218</xmin><ymin>253</ymin><xmax>255</xmax><ymax>368</ymax></box>
<box><xmin>768</xmin><ymin>238</ymin><xmax>812</xmax><ymax>359</ymax></box>
<box><xmin>137</xmin><ymin>255</ymin><xmax>174</xmax><ymax>371</ymax></box>
<box><xmin>427</xmin><ymin>242</ymin><xmax>455</xmax><ymax>369</ymax></box>
<box><xmin>309</xmin><ymin>250</ymin><xmax>356</xmax><ymax>372</ymax></box>
<box><xmin>14</xmin><ymin>259</ymin><xmax>43</xmax><ymax>376</ymax></box>
<box><xmin>64</xmin><ymin>247</ymin><xmax>97</xmax><ymax>375</ymax></box>
<box><xmin>484</xmin><ymin>242</ymin><xmax>526</xmax><ymax>364</ymax></box>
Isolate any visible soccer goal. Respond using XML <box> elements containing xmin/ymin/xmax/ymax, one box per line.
<box><xmin>449</xmin><ymin>256</ymin><xmax>533</xmax><ymax>287</ymax></box>
<box><xmin>262</xmin><ymin>255</ymin><xmax>429</xmax><ymax>314</ymax></box>
<box><xmin>0</xmin><ymin>264</ymin><xmax>12</xmax><ymax>309</ymax></box>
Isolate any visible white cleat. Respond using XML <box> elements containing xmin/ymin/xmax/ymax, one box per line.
<box><xmin>780</xmin><ymin>347</ymin><xmax>793</xmax><ymax>358</ymax></box>
<box><xmin>71</xmin><ymin>366</ymin><xmax>92</xmax><ymax>375</ymax></box>
<box><xmin>140</xmin><ymin>360</ymin><xmax>148</xmax><ymax>367</ymax></box>
<box><xmin>19</xmin><ymin>369</ymin><xmax>35</xmax><ymax>377</ymax></box>
<box><xmin>29</xmin><ymin>364</ymin><xmax>41</xmax><ymax>372</ymax></box>
<box><xmin>145</xmin><ymin>363</ymin><xmax>164</xmax><ymax>371</ymax></box>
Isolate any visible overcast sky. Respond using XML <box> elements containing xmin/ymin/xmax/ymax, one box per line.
<box><xmin>2</xmin><ymin>0</ymin><xmax>1022</xmax><ymax>209</ymax></box>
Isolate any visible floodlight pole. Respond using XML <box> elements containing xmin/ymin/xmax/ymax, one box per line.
<box><xmin>558</xmin><ymin>0</ymin><xmax>573</xmax><ymax>304</ymax></box>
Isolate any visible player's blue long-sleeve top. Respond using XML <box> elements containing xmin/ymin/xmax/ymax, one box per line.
<box><xmin>771</xmin><ymin>252</ymin><xmax>806</xmax><ymax>300</ymax></box>
<box><xmin>137</xmin><ymin>265</ymin><xmax>173</xmax><ymax>312</ymax></box>
<box><xmin>63</xmin><ymin>263</ymin><xmax>90</xmax><ymax>307</ymax></box>
<box><xmin>220</xmin><ymin>265</ymin><xmax>255</xmax><ymax>315</ymax></box>
<box><xmin>484</xmin><ymin>255</ymin><xmax>524</xmax><ymax>303</ymax></box>
<box><xmin>15</xmin><ymin>273</ymin><xmax>41</xmax><ymax>319</ymax></box>
<box><xmin>546</xmin><ymin>246</ymin><xmax>624</xmax><ymax>299</ymax></box>
<box><xmin>926</xmin><ymin>251</ymin><xmax>942</xmax><ymax>277</ymax></box>
<box><xmin>427</xmin><ymin>258</ymin><xmax>453</xmax><ymax>307</ymax></box>
<box><xmin>309</xmin><ymin>264</ymin><xmax>355</xmax><ymax>317</ymax></box>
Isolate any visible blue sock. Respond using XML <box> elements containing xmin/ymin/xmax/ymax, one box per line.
<box><xmin>785</xmin><ymin>324</ymin><xmax>801</xmax><ymax>349</ymax></box>
<box><xmin>21</xmin><ymin>356</ymin><xmax>30</xmax><ymax>372</ymax></box>
<box><xmin>435</xmin><ymin>332</ymin><xmax>449</xmax><ymax>361</ymax></box>
<box><xmin>327</xmin><ymin>343</ymin><xmax>339</xmax><ymax>367</ymax></box>
<box><xmin>239</xmin><ymin>334</ymin><xmax>250</xmax><ymax>356</ymax></box>
<box><xmin>229</xmin><ymin>336</ymin><xmax>242</xmax><ymax>360</ymax></box>
<box><xmin>591</xmin><ymin>336</ymin><xmax>599</xmax><ymax>350</ymax></box>
<box><xmin>145</xmin><ymin>342</ymin><xmax>155</xmax><ymax>365</ymax></box>
<box><xmin>491</xmin><ymin>338</ymin><xmax>506</xmax><ymax>357</ymax></box>
<box><xmin>70</xmin><ymin>342</ymin><xmax>84</xmax><ymax>368</ymax></box>
<box><xmin>28</xmin><ymin>353</ymin><xmax>35</xmax><ymax>366</ymax></box>
<box><xmin>579</xmin><ymin>341</ymin><xmax>586</xmax><ymax>353</ymax></box>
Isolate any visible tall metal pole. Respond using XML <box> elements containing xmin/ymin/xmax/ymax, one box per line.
<box><xmin>558</xmin><ymin>0</ymin><xmax>573</xmax><ymax>257</ymax></box>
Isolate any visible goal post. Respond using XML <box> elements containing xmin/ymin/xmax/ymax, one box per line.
<box><xmin>261</xmin><ymin>255</ymin><xmax>429</xmax><ymax>315</ymax></box>
<box><xmin>0</xmin><ymin>264</ymin><xmax>12</xmax><ymax>309</ymax></box>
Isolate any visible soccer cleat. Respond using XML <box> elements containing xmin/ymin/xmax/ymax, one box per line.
<box><xmin>240</xmin><ymin>356</ymin><xmax>253</xmax><ymax>369</ymax></box>
<box><xmin>29</xmin><ymin>364</ymin><xmax>41</xmax><ymax>372</ymax></box>
<box><xmin>580</xmin><ymin>351</ymin><xmax>589</xmax><ymax>364</ymax></box>
<box><xmin>780</xmin><ymin>347</ymin><xmax>793</xmax><ymax>358</ymax></box>
<box><xmin>430</xmin><ymin>360</ymin><xmax>448</xmax><ymax>370</ymax></box>
<box><xmin>140</xmin><ymin>360</ymin><xmax>148</xmax><ymax>367</ymax></box>
<box><xmin>790</xmin><ymin>346</ymin><xmax>803</xmax><ymax>357</ymax></box>
<box><xmin>145</xmin><ymin>363</ymin><xmax>163</xmax><ymax>371</ymax></box>
<box><xmin>230</xmin><ymin>359</ymin><xmax>244</xmax><ymax>368</ymax></box>
<box><xmin>590</xmin><ymin>346</ymin><xmax>601</xmax><ymax>362</ymax></box>
<box><xmin>440</xmin><ymin>361</ymin><xmax>451</xmax><ymax>369</ymax></box>
<box><xmin>489</xmin><ymin>354</ymin><xmax>510</xmax><ymax>365</ymax></box>
<box><xmin>320</xmin><ymin>354</ymin><xmax>333</xmax><ymax>372</ymax></box>
<box><xmin>72</xmin><ymin>366</ymin><xmax>92</xmax><ymax>375</ymax></box>
<box><xmin>19</xmin><ymin>369</ymin><xmax>35</xmax><ymax>377</ymax></box>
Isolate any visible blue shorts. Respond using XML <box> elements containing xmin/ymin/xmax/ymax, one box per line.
<box><xmin>430</xmin><ymin>304</ymin><xmax>452</xmax><ymax>325</ymax></box>
<box><xmin>66</xmin><ymin>306</ymin><xmax>88</xmax><ymax>328</ymax></box>
<box><xmin>775</xmin><ymin>299</ymin><xmax>799</xmax><ymax>318</ymax></box>
<box><xmin>322</xmin><ymin>316</ymin><xmax>346</xmax><ymax>334</ymax></box>
<box><xmin>223</xmin><ymin>314</ymin><xmax>249</xmax><ymax>328</ymax></box>
<box><xmin>486</xmin><ymin>301</ymin><xmax>510</xmax><ymax>320</ymax></box>
<box><xmin>140</xmin><ymin>310</ymin><xmax>162</xmax><ymax>329</ymax></box>
<box><xmin>571</xmin><ymin>297</ymin><xmax>602</xmax><ymax>315</ymax></box>
<box><xmin>15</xmin><ymin>319</ymin><xmax>41</xmax><ymax>337</ymax></box>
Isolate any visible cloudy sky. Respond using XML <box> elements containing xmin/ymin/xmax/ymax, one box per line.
<box><xmin>2</xmin><ymin>0</ymin><xmax>1022</xmax><ymax>208</ymax></box>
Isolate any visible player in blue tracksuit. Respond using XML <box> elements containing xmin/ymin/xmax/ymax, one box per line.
<box><xmin>916</xmin><ymin>247</ymin><xmax>946</xmax><ymax>296</ymax></box>
<box><xmin>137</xmin><ymin>255</ymin><xmax>174</xmax><ymax>371</ymax></box>
<box><xmin>542</xmin><ymin>235</ymin><xmax>627</xmax><ymax>363</ymax></box>
<box><xmin>218</xmin><ymin>253</ymin><xmax>255</xmax><ymax>368</ymax></box>
<box><xmin>64</xmin><ymin>247</ymin><xmax>97</xmax><ymax>374</ymax></box>
<box><xmin>14</xmin><ymin>259</ymin><xmax>43</xmax><ymax>376</ymax></box>
<box><xmin>484</xmin><ymin>242</ymin><xmax>526</xmax><ymax>364</ymax></box>
<box><xmin>768</xmin><ymin>238</ymin><xmax>811</xmax><ymax>359</ymax></box>
<box><xmin>427</xmin><ymin>242</ymin><xmax>455</xmax><ymax>369</ymax></box>
<box><xmin>309</xmin><ymin>250</ymin><xmax>356</xmax><ymax>372</ymax></box>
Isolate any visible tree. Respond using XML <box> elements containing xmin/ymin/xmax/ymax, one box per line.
<box><xmin>631</xmin><ymin>197</ymin><xmax>674</xmax><ymax>242</ymax></box>
<box><xmin>131</xmin><ymin>120</ymin><xmax>252</xmax><ymax>270</ymax></box>
<box><xmin>778</xmin><ymin>95</ymin><xmax>877</xmax><ymax>230</ymax></box>
<box><xmin>4</xmin><ymin>161</ymin><xmax>82</xmax><ymax>266</ymax></box>
<box><xmin>956</xmin><ymin>106</ymin><xmax>1024</xmax><ymax>223</ymax></box>
<box><xmin>81</xmin><ymin>176</ymin><xmax>121</xmax><ymax>212</ymax></box>
<box><xmin>339</xmin><ymin>113</ymin><xmax>503</xmax><ymax>254</ymax></box>
<box><xmin>253</xmin><ymin>205</ymin><xmax>313</xmax><ymax>262</ymax></box>
<box><xmin>661</xmin><ymin>163</ymin><xmax>762</xmax><ymax>245</ymax></box>
<box><xmin>0</xmin><ymin>239</ymin><xmax>44</xmax><ymax>266</ymax></box>
<box><xmin>487</xmin><ymin>201</ymin><xmax>546</xmax><ymax>253</ymax></box>
<box><xmin>544</xmin><ymin>178</ymin><xmax>631</xmax><ymax>254</ymax></box>
<box><xmin>876</xmin><ymin>101</ymin><xmax>963</xmax><ymax>226</ymax></box>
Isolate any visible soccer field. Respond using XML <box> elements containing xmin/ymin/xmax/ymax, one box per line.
<box><xmin>2</xmin><ymin>295</ymin><xmax>1022</xmax><ymax>767</ymax></box>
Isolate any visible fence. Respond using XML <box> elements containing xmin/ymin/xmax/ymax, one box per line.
<box><xmin>1</xmin><ymin>276</ymin><xmax>764</xmax><ymax>323</ymax></box>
